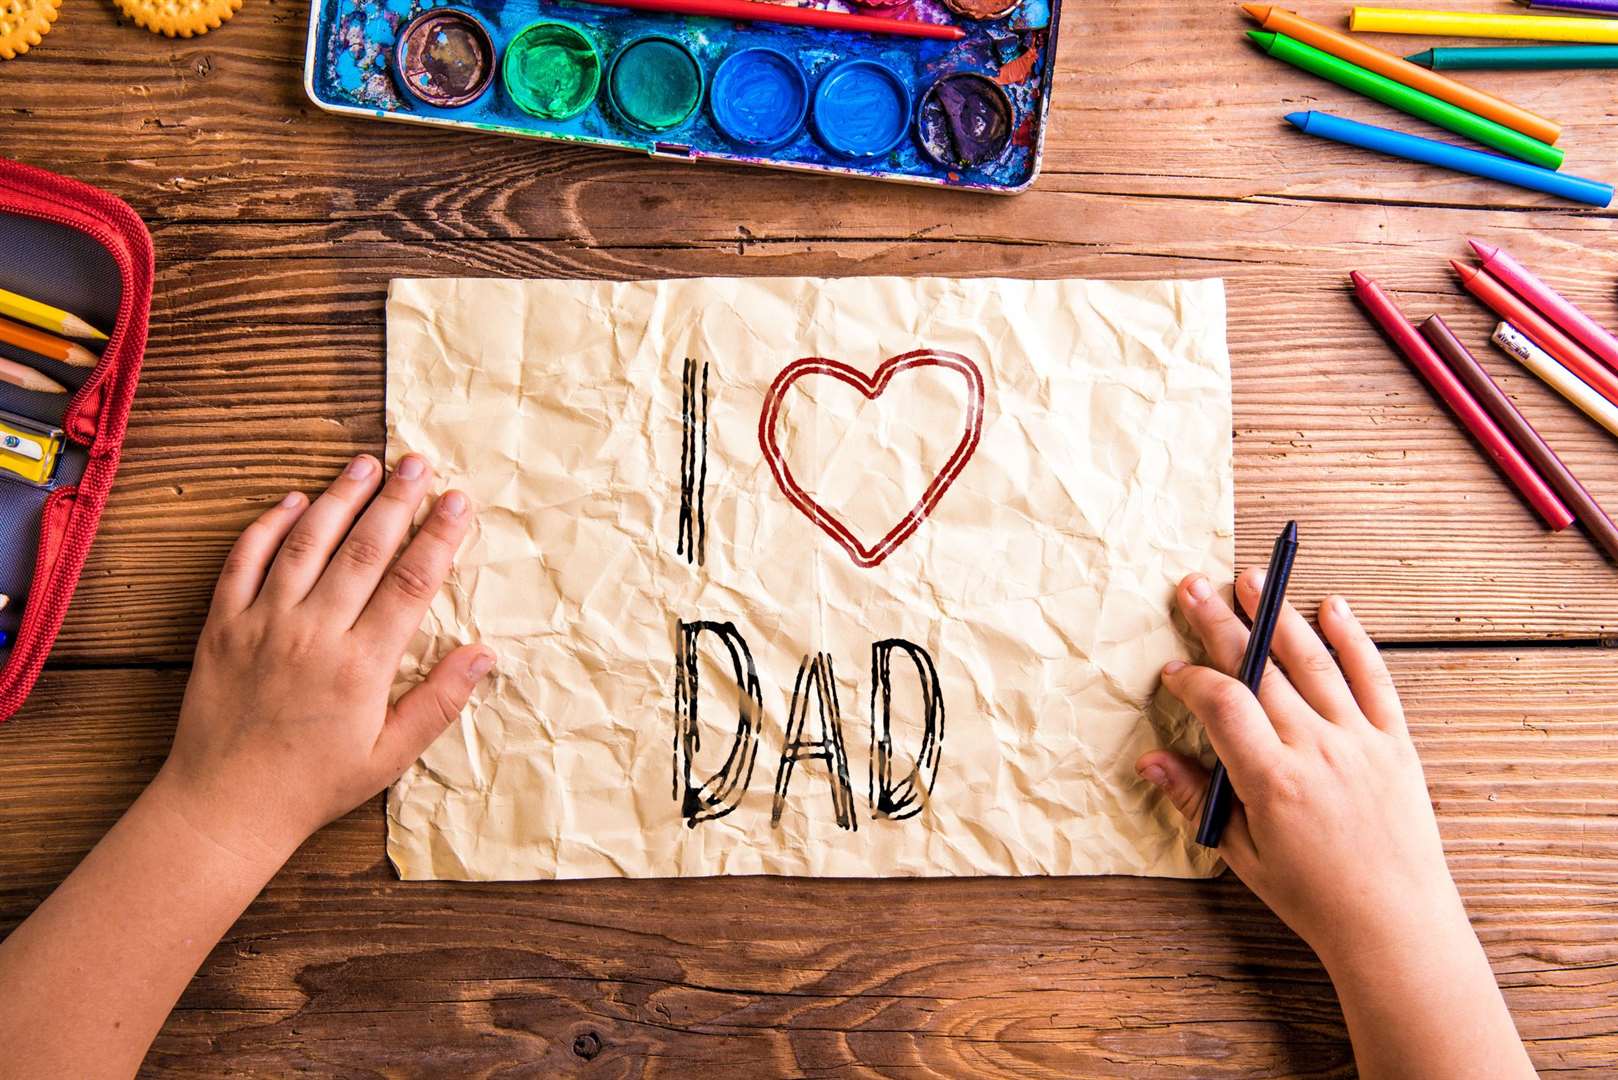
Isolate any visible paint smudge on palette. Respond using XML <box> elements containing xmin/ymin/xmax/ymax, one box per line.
<box><xmin>305</xmin><ymin>0</ymin><xmax>1061</xmax><ymax>191</ymax></box>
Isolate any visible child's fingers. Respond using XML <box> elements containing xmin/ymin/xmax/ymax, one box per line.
<box><xmin>377</xmin><ymin>644</ymin><xmax>496</xmax><ymax>774</ymax></box>
<box><xmin>305</xmin><ymin>455</ymin><xmax>435</xmax><ymax>625</ymax></box>
<box><xmin>1136</xmin><ymin>749</ymin><xmax>1210</xmax><ymax>822</ymax></box>
<box><xmin>211</xmin><ymin>492</ymin><xmax>308</xmax><ymax>615</ymax></box>
<box><xmin>260</xmin><ymin>455</ymin><xmax>384</xmax><ymax>606</ymax></box>
<box><xmin>355</xmin><ymin>490</ymin><xmax>473</xmax><ymax>653</ymax></box>
<box><xmin>1319</xmin><ymin>595</ymin><xmax>1407</xmax><ymax>736</ymax></box>
<box><xmin>1176</xmin><ymin>574</ymin><xmax>1316</xmax><ymax>741</ymax></box>
<box><xmin>1236</xmin><ymin>570</ymin><xmax>1360</xmax><ymax>725</ymax></box>
<box><xmin>1135</xmin><ymin>749</ymin><xmax>1260</xmax><ymax>876</ymax></box>
<box><xmin>1160</xmin><ymin>661</ymin><xmax>1282</xmax><ymax>778</ymax></box>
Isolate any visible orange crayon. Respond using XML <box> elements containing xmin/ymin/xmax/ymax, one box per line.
<box><xmin>1242</xmin><ymin>4</ymin><xmax>1562</xmax><ymax>146</ymax></box>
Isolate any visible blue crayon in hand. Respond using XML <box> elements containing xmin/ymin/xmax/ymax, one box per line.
<box><xmin>1285</xmin><ymin>111</ymin><xmax>1613</xmax><ymax>208</ymax></box>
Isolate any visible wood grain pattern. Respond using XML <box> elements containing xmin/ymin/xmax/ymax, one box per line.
<box><xmin>5</xmin><ymin>0</ymin><xmax>1618</xmax><ymax>1072</ymax></box>
<box><xmin>20</xmin><ymin>0</ymin><xmax>1618</xmax><ymax>654</ymax></box>
<box><xmin>3</xmin><ymin>652</ymin><xmax>1616</xmax><ymax>1076</ymax></box>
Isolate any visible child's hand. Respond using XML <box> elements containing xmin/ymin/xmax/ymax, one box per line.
<box><xmin>1137</xmin><ymin>571</ymin><xmax>1466</xmax><ymax>970</ymax></box>
<box><xmin>151</xmin><ymin>453</ymin><xmax>494</xmax><ymax>868</ymax></box>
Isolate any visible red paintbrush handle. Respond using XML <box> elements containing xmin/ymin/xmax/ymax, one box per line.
<box><xmin>1351</xmin><ymin>272</ymin><xmax>1574</xmax><ymax>531</ymax></box>
<box><xmin>570</xmin><ymin>0</ymin><xmax>966</xmax><ymax>40</ymax></box>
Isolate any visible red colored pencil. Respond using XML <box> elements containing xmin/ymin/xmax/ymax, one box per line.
<box><xmin>568</xmin><ymin>0</ymin><xmax>966</xmax><ymax>39</ymax></box>
<box><xmin>1451</xmin><ymin>260</ymin><xmax>1618</xmax><ymax>411</ymax></box>
<box><xmin>1350</xmin><ymin>271</ymin><xmax>1574</xmax><ymax>531</ymax></box>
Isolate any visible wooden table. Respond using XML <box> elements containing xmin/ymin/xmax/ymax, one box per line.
<box><xmin>4</xmin><ymin>0</ymin><xmax>1617</xmax><ymax>1073</ymax></box>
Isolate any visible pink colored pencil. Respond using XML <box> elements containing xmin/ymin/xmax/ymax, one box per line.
<box><xmin>1350</xmin><ymin>271</ymin><xmax>1574</xmax><ymax>531</ymax></box>
<box><xmin>569</xmin><ymin>0</ymin><xmax>966</xmax><ymax>40</ymax></box>
<box><xmin>1470</xmin><ymin>239</ymin><xmax>1618</xmax><ymax>374</ymax></box>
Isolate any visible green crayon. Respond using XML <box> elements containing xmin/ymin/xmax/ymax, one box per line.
<box><xmin>1248</xmin><ymin>31</ymin><xmax>1564</xmax><ymax>171</ymax></box>
<box><xmin>1407</xmin><ymin>44</ymin><xmax>1618</xmax><ymax>70</ymax></box>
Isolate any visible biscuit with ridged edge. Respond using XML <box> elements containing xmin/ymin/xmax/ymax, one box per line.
<box><xmin>116</xmin><ymin>0</ymin><xmax>242</xmax><ymax>37</ymax></box>
<box><xmin>0</xmin><ymin>0</ymin><xmax>61</xmax><ymax>60</ymax></box>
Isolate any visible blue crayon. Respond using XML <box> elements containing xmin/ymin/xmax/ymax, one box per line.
<box><xmin>1285</xmin><ymin>111</ymin><xmax>1613</xmax><ymax>208</ymax></box>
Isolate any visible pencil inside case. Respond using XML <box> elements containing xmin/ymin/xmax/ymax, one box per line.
<box><xmin>0</xmin><ymin>208</ymin><xmax>121</xmax><ymax>660</ymax></box>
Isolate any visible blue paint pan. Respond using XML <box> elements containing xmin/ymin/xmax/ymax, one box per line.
<box><xmin>709</xmin><ymin>48</ymin><xmax>808</xmax><ymax>150</ymax></box>
<box><xmin>811</xmin><ymin>58</ymin><xmax>911</xmax><ymax>160</ymax></box>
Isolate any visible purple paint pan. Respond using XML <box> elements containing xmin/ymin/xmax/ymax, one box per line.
<box><xmin>915</xmin><ymin>72</ymin><xmax>1014</xmax><ymax>169</ymax></box>
<box><xmin>392</xmin><ymin>8</ymin><xmax>497</xmax><ymax>109</ymax></box>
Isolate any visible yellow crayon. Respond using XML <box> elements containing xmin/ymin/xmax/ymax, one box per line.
<box><xmin>1353</xmin><ymin>8</ymin><xmax>1618</xmax><ymax>44</ymax></box>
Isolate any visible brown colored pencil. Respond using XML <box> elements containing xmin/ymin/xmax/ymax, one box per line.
<box><xmin>0</xmin><ymin>356</ymin><xmax>68</xmax><ymax>394</ymax></box>
<box><xmin>1421</xmin><ymin>314</ymin><xmax>1618</xmax><ymax>563</ymax></box>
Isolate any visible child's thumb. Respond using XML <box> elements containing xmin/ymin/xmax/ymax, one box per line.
<box><xmin>1135</xmin><ymin>750</ymin><xmax>1211</xmax><ymax>824</ymax></box>
<box><xmin>381</xmin><ymin>645</ymin><xmax>497</xmax><ymax>768</ymax></box>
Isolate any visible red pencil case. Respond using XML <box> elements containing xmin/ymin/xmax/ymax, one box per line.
<box><xmin>0</xmin><ymin>157</ymin><xmax>153</xmax><ymax>723</ymax></box>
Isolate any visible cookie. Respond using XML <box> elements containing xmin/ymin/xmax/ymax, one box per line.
<box><xmin>116</xmin><ymin>0</ymin><xmax>242</xmax><ymax>38</ymax></box>
<box><xmin>0</xmin><ymin>0</ymin><xmax>61</xmax><ymax>61</ymax></box>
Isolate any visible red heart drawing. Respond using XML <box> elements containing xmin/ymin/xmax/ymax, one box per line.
<box><xmin>758</xmin><ymin>350</ymin><xmax>986</xmax><ymax>569</ymax></box>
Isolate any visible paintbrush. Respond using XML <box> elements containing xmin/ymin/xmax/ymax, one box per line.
<box><xmin>565</xmin><ymin>0</ymin><xmax>967</xmax><ymax>40</ymax></box>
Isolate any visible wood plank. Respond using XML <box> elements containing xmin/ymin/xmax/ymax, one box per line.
<box><xmin>50</xmin><ymin>242</ymin><xmax>1618</xmax><ymax>664</ymax></box>
<box><xmin>2</xmin><ymin>650</ymin><xmax>1615</xmax><ymax>1075</ymax></box>
<box><xmin>7</xmin><ymin>1</ymin><xmax>1618</xmax><ymax>217</ymax></box>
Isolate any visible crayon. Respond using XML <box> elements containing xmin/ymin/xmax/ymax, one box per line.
<box><xmin>0</xmin><ymin>356</ymin><xmax>68</xmax><ymax>395</ymax></box>
<box><xmin>1242</xmin><ymin>5</ymin><xmax>1560</xmax><ymax>145</ymax></box>
<box><xmin>1451</xmin><ymin>260</ymin><xmax>1618</xmax><ymax>410</ymax></box>
<box><xmin>1248</xmin><ymin>33</ymin><xmax>1564</xmax><ymax>170</ymax></box>
<box><xmin>1350</xmin><ymin>271</ymin><xmax>1573</xmax><ymax>530</ymax></box>
<box><xmin>1196</xmin><ymin>520</ymin><xmax>1297</xmax><ymax>850</ymax></box>
<box><xmin>1493</xmin><ymin>323</ymin><xmax>1618</xmax><ymax>441</ymax></box>
<box><xmin>1421</xmin><ymin>315</ymin><xmax>1618</xmax><ymax>562</ymax></box>
<box><xmin>1352</xmin><ymin>8</ymin><xmax>1618</xmax><ymax>44</ymax></box>
<box><xmin>1407</xmin><ymin>44</ymin><xmax>1618</xmax><ymax>70</ymax></box>
<box><xmin>1514</xmin><ymin>0</ymin><xmax>1618</xmax><ymax>12</ymax></box>
<box><xmin>0</xmin><ymin>286</ymin><xmax>106</xmax><ymax>341</ymax></box>
<box><xmin>1468</xmin><ymin>240</ymin><xmax>1618</xmax><ymax>375</ymax></box>
<box><xmin>0</xmin><ymin>314</ymin><xmax>98</xmax><ymax>368</ymax></box>
<box><xmin>1284</xmin><ymin>113</ymin><xmax>1612</xmax><ymax>208</ymax></box>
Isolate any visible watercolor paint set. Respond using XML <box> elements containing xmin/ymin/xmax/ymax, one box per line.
<box><xmin>303</xmin><ymin>0</ymin><xmax>1061</xmax><ymax>192</ymax></box>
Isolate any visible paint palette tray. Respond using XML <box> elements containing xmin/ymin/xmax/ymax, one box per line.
<box><xmin>304</xmin><ymin>0</ymin><xmax>1060</xmax><ymax>192</ymax></box>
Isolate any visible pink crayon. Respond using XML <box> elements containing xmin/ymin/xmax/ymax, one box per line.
<box><xmin>1470</xmin><ymin>239</ymin><xmax>1618</xmax><ymax>375</ymax></box>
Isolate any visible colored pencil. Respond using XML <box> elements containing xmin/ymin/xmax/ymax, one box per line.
<box><xmin>1451</xmin><ymin>260</ymin><xmax>1618</xmax><ymax>410</ymax></box>
<box><xmin>1241</xmin><ymin>5</ymin><xmax>1559</xmax><ymax>145</ymax></box>
<box><xmin>1407</xmin><ymin>44</ymin><xmax>1618</xmax><ymax>69</ymax></box>
<box><xmin>1421</xmin><ymin>315</ymin><xmax>1618</xmax><ymax>562</ymax></box>
<box><xmin>1248</xmin><ymin>33</ymin><xmax>1563</xmax><ymax>170</ymax></box>
<box><xmin>1351</xmin><ymin>271</ymin><xmax>1573</xmax><ymax>529</ymax></box>
<box><xmin>1469</xmin><ymin>240</ymin><xmax>1618</xmax><ymax>375</ymax></box>
<box><xmin>1195</xmin><ymin>520</ymin><xmax>1297</xmax><ymax>850</ymax></box>
<box><xmin>0</xmin><ymin>286</ymin><xmax>106</xmax><ymax>342</ymax></box>
<box><xmin>567</xmin><ymin>0</ymin><xmax>965</xmax><ymax>40</ymax></box>
<box><xmin>1493</xmin><ymin>322</ymin><xmax>1618</xmax><ymax>441</ymax></box>
<box><xmin>1284</xmin><ymin>113</ymin><xmax>1612</xmax><ymax>208</ymax></box>
<box><xmin>0</xmin><ymin>356</ymin><xmax>69</xmax><ymax>394</ymax></box>
<box><xmin>0</xmin><ymin>314</ymin><xmax>98</xmax><ymax>368</ymax></box>
<box><xmin>1352</xmin><ymin>8</ymin><xmax>1618</xmax><ymax>44</ymax></box>
<box><xmin>1513</xmin><ymin>0</ymin><xmax>1618</xmax><ymax>14</ymax></box>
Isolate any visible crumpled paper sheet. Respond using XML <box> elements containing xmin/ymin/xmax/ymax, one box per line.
<box><xmin>384</xmin><ymin>276</ymin><xmax>1233</xmax><ymax>882</ymax></box>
